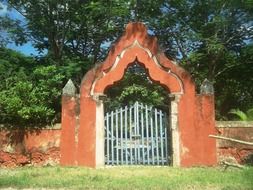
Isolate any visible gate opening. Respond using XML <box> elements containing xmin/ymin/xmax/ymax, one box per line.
<box><xmin>61</xmin><ymin>23</ymin><xmax>217</xmax><ymax>168</ymax></box>
<box><xmin>104</xmin><ymin>61</ymin><xmax>172</xmax><ymax>165</ymax></box>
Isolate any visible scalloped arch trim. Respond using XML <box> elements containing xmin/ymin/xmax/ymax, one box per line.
<box><xmin>91</xmin><ymin>39</ymin><xmax>183</xmax><ymax>95</ymax></box>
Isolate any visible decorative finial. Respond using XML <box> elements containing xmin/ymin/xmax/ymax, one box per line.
<box><xmin>62</xmin><ymin>79</ymin><xmax>76</xmax><ymax>96</ymax></box>
<box><xmin>200</xmin><ymin>78</ymin><xmax>214</xmax><ymax>94</ymax></box>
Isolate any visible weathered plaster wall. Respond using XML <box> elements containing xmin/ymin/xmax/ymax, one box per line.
<box><xmin>60</xmin><ymin>95</ymin><xmax>78</xmax><ymax>166</ymax></box>
<box><xmin>0</xmin><ymin>125</ymin><xmax>61</xmax><ymax>167</ymax></box>
<box><xmin>0</xmin><ymin>122</ymin><xmax>252</xmax><ymax>167</ymax></box>
<box><xmin>216</xmin><ymin>121</ymin><xmax>253</xmax><ymax>165</ymax></box>
<box><xmin>179</xmin><ymin>95</ymin><xmax>217</xmax><ymax>166</ymax></box>
<box><xmin>176</xmin><ymin>94</ymin><xmax>217</xmax><ymax>166</ymax></box>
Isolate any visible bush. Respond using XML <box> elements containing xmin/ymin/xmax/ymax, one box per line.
<box><xmin>0</xmin><ymin>48</ymin><xmax>64</xmax><ymax>126</ymax></box>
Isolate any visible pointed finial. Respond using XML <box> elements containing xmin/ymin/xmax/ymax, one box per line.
<box><xmin>200</xmin><ymin>78</ymin><xmax>214</xmax><ymax>94</ymax></box>
<box><xmin>62</xmin><ymin>79</ymin><xmax>76</xmax><ymax>96</ymax></box>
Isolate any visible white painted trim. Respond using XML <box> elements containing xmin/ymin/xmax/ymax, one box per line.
<box><xmin>152</xmin><ymin>55</ymin><xmax>183</xmax><ymax>94</ymax></box>
<box><xmin>90</xmin><ymin>39</ymin><xmax>184</xmax><ymax>167</ymax></box>
<box><xmin>169</xmin><ymin>72</ymin><xmax>184</xmax><ymax>94</ymax></box>
<box><xmin>95</xmin><ymin>100</ymin><xmax>105</xmax><ymax>168</ymax></box>
<box><xmin>171</xmin><ymin>95</ymin><xmax>181</xmax><ymax>166</ymax></box>
<box><xmin>90</xmin><ymin>39</ymin><xmax>183</xmax><ymax>95</ymax></box>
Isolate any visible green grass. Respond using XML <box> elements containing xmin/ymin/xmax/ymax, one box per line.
<box><xmin>0</xmin><ymin>166</ymin><xmax>253</xmax><ymax>190</ymax></box>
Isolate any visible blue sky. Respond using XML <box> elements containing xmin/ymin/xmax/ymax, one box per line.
<box><xmin>7</xmin><ymin>42</ymin><xmax>40</xmax><ymax>56</ymax></box>
<box><xmin>0</xmin><ymin>2</ymin><xmax>41</xmax><ymax>56</ymax></box>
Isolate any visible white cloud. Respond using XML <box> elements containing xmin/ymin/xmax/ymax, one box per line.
<box><xmin>0</xmin><ymin>2</ymin><xmax>8</xmax><ymax>15</ymax></box>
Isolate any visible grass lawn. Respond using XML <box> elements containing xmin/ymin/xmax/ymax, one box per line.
<box><xmin>0</xmin><ymin>166</ymin><xmax>253</xmax><ymax>190</ymax></box>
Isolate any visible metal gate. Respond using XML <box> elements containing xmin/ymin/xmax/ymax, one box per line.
<box><xmin>104</xmin><ymin>101</ymin><xmax>170</xmax><ymax>165</ymax></box>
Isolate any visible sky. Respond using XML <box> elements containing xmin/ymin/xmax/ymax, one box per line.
<box><xmin>0</xmin><ymin>2</ymin><xmax>41</xmax><ymax>56</ymax></box>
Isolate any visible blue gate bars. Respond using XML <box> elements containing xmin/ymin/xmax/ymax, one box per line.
<box><xmin>104</xmin><ymin>101</ymin><xmax>169</xmax><ymax>165</ymax></box>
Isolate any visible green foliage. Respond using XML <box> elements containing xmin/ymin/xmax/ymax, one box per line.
<box><xmin>229</xmin><ymin>109</ymin><xmax>248</xmax><ymax>121</ymax></box>
<box><xmin>118</xmin><ymin>84</ymin><xmax>164</xmax><ymax>105</ymax></box>
<box><xmin>171</xmin><ymin>0</ymin><xmax>253</xmax><ymax>119</ymax></box>
<box><xmin>229</xmin><ymin>108</ymin><xmax>253</xmax><ymax>121</ymax></box>
<box><xmin>0</xmin><ymin>48</ymin><xmax>64</xmax><ymax>126</ymax></box>
<box><xmin>1</xmin><ymin>0</ymin><xmax>253</xmax><ymax>122</ymax></box>
<box><xmin>105</xmin><ymin>64</ymin><xmax>170</xmax><ymax>112</ymax></box>
<box><xmin>7</xmin><ymin>0</ymin><xmax>131</xmax><ymax>63</ymax></box>
<box><xmin>0</xmin><ymin>7</ymin><xmax>26</xmax><ymax>47</ymax></box>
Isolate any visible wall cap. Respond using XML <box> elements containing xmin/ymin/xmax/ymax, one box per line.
<box><xmin>63</xmin><ymin>79</ymin><xmax>76</xmax><ymax>96</ymax></box>
<box><xmin>0</xmin><ymin>123</ymin><xmax>61</xmax><ymax>130</ymax></box>
<box><xmin>216</xmin><ymin>121</ymin><xmax>253</xmax><ymax>128</ymax></box>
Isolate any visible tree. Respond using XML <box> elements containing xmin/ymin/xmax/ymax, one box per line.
<box><xmin>7</xmin><ymin>1</ymin><xmax>131</xmax><ymax>60</ymax></box>
<box><xmin>104</xmin><ymin>63</ymin><xmax>170</xmax><ymax>112</ymax></box>
<box><xmin>0</xmin><ymin>3</ymin><xmax>26</xmax><ymax>47</ymax></box>
<box><xmin>2</xmin><ymin>0</ymin><xmax>253</xmax><ymax>121</ymax></box>
<box><xmin>149</xmin><ymin>0</ymin><xmax>253</xmax><ymax>119</ymax></box>
<box><xmin>0</xmin><ymin>48</ymin><xmax>64</xmax><ymax>126</ymax></box>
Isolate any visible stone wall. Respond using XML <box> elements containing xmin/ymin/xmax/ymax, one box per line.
<box><xmin>0</xmin><ymin>124</ymin><xmax>61</xmax><ymax>167</ymax></box>
<box><xmin>216</xmin><ymin>121</ymin><xmax>253</xmax><ymax>165</ymax></box>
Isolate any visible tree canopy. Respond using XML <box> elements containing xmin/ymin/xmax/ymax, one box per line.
<box><xmin>0</xmin><ymin>0</ymin><xmax>253</xmax><ymax>125</ymax></box>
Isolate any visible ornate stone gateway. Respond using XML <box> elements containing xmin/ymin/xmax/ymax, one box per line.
<box><xmin>60</xmin><ymin>22</ymin><xmax>217</xmax><ymax>168</ymax></box>
<box><xmin>105</xmin><ymin>102</ymin><xmax>169</xmax><ymax>165</ymax></box>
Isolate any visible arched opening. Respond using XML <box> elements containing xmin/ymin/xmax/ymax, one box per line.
<box><xmin>103</xmin><ymin>61</ymin><xmax>172</xmax><ymax>165</ymax></box>
<box><xmin>61</xmin><ymin>22</ymin><xmax>216</xmax><ymax>168</ymax></box>
<box><xmin>77</xmin><ymin>39</ymin><xmax>183</xmax><ymax>168</ymax></box>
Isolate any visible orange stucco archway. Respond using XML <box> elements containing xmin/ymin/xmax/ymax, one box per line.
<box><xmin>60</xmin><ymin>22</ymin><xmax>217</xmax><ymax>168</ymax></box>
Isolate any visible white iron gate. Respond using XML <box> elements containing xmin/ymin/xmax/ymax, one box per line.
<box><xmin>105</xmin><ymin>101</ymin><xmax>170</xmax><ymax>165</ymax></box>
